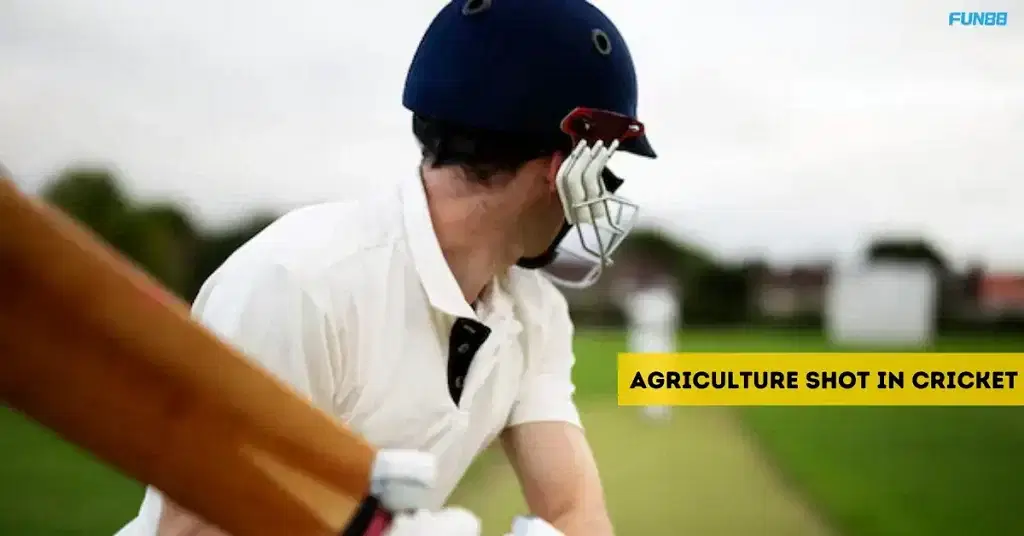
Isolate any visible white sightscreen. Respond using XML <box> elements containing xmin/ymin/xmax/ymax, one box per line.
<box><xmin>825</xmin><ymin>263</ymin><xmax>937</xmax><ymax>347</ymax></box>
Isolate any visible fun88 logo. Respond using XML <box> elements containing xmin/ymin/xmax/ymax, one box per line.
<box><xmin>948</xmin><ymin>12</ymin><xmax>1008</xmax><ymax>26</ymax></box>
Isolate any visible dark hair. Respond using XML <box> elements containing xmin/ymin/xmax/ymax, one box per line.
<box><xmin>413</xmin><ymin>114</ymin><xmax>572</xmax><ymax>182</ymax></box>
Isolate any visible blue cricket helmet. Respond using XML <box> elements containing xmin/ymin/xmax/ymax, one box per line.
<box><xmin>402</xmin><ymin>0</ymin><xmax>656</xmax><ymax>158</ymax></box>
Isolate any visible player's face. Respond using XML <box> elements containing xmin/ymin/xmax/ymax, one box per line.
<box><xmin>511</xmin><ymin>155</ymin><xmax>568</xmax><ymax>258</ymax></box>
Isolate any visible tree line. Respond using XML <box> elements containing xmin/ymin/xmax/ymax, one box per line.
<box><xmin>39</xmin><ymin>165</ymin><xmax>999</xmax><ymax>332</ymax></box>
<box><xmin>40</xmin><ymin>167</ymin><xmax>276</xmax><ymax>301</ymax></box>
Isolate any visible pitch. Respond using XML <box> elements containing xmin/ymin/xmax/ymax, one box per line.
<box><xmin>2</xmin><ymin>328</ymin><xmax>1023</xmax><ymax>536</ymax></box>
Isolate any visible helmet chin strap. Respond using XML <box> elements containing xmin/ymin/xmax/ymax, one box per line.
<box><xmin>515</xmin><ymin>167</ymin><xmax>627</xmax><ymax>271</ymax></box>
<box><xmin>516</xmin><ymin>223</ymin><xmax>571</xmax><ymax>269</ymax></box>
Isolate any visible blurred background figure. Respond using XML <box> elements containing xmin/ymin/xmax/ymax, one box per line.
<box><xmin>2</xmin><ymin>0</ymin><xmax>1023</xmax><ymax>535</ymax></box>
<box><xmin>620</xmin><ymin>278</ymin><xmax>680</xmax><ymax>421</ymax></box>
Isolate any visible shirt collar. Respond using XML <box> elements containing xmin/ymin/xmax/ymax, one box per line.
<box><xmin>401</xmin><ymin>175</ymin><xmax>479</xmax><ymax>319</ymax></box>
<box><xmin>478</xmin><ymin>278</ymin><xmax>519</xmax><ymax>330</ymax></box>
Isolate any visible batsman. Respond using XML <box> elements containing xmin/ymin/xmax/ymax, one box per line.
<box><xmin>119</xmin><ymin>0</ymin><xmax>656</xmax><ymax>534</ymax></box>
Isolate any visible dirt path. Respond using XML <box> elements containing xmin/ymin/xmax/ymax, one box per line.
<box><xmin>449</xmin><ymin>404</ymin><xmax>837</xmax><ymax>536</ymax></box>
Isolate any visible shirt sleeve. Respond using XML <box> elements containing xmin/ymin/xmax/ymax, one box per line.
<box><xmin>191</xmin><ymin>262</ymin><xmax>340</xmax><ymax>412</ymax></box>
<box><xmin>506</xmin><ymin>284</ymin><xmax>582</xmax><ymax>429</ymax></box>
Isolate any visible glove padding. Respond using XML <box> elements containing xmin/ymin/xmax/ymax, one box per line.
<box><xmin>385</xmin><ymin>507</ymin><xmax>481</xmax><ymax>536</ymax></box>
<box><xmin>505</xmin><ymin>515</ymin><xmax>565</xmax><ymax>536</ymax></box>
<box><xmin>371</xmin><ymin>449</ymin><xmax>437</xmax><ymax>512</ymax></box>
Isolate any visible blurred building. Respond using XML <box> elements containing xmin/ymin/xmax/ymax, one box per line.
<box><xmin>748</xmin><ymin>264</ymin><xmax>831</xmax><ymax>320</ymax></box>
<box><xmin>977</xmin><ymin>273</ymin><xmax>1024</xmax><ymax>319</ymax></box>
<box><xmin>546</xmin><ymin>234</ymin><xmax>1024</xmax><ymax>333</ymax></box>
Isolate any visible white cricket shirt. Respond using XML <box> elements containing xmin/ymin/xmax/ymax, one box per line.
<box><xmin>116</xmin><ymin>175</ymin><xmax>581</xmax><ymax>535</ymax></box>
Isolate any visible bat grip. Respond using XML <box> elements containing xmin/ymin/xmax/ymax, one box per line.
<box><xmin>341</xmin><ymin>496</ymin><xmax>393</xmax><ymax>536</ymax></box>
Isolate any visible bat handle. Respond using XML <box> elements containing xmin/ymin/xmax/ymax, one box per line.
<box><xmin>340</xmin><ymin>495</ymin><xmax>393</xmax><ymax>536</ymax></box>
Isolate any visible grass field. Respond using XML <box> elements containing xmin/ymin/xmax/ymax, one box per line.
<box><xmin>2</xmin><ymin>328</ymin><xmax>1023</xmax><ymax>535</ymax></box>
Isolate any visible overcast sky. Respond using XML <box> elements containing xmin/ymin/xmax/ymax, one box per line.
<box><xmin>2</xmin><ymin>0</ymin><xmax>1022</xmax><ymax>268</ymax></box>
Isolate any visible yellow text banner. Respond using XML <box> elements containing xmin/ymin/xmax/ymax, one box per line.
<box><xmin>617</xmin><ymin>353</ymin><xmax>1024</xmax><ymax>406</ymax></box>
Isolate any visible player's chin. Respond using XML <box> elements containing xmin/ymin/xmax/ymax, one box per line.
<box><xmin>525</xmin><ymin>225</ymin><xmax>564</xmax><ymax>259</ymax></box>
<box><xmin>520</xmin><ymin>241</ymin><xmax>552</xmax><ymax>261</ymax></box>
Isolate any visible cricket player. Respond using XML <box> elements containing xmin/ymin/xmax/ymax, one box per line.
<box><xmin>117</xmin><ymin>0</ymin><xmax>655</xmax><ymax>534</ymax></box>
<box><xmin>624</xmin><ymin>283</ymin><xmax>679</xmax><ymax>420</ymax></box>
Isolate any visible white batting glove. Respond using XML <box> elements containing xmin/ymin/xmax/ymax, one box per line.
<box><xmin>505</xmin><ymin>515</ymin><xmax>564</xmax><ymax>536</ymax></box>
<box><xmin>385</xmin><ymin>507</ymin><xmax>482</xmax><ymax>536</ymax></box>
<box><xmin>370</xmin><ymin>449</ymin><xmax>437</xmax><ymax>512</ymax></box>
<box><xmin>370</xmin><ymin>449</ymin><xmax>481</xmax><ymax>535</ymax></box>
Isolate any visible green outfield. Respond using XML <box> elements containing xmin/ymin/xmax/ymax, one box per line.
<box><xmin>2</xmin><ymin>329</ymin><xmax>1023</xmax><ymax>535</ymax></box>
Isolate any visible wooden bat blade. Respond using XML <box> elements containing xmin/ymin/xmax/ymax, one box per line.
<box><xmin>0</xmin><ymin>177</ymin><xmax>380</xmax><ymax>536</ymax></box>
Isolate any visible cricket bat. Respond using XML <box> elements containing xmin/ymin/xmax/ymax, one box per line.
<box><xmin>0</xmin><ymin>175</ymin><xmax>391</xmax><ymax>536</ymax></box>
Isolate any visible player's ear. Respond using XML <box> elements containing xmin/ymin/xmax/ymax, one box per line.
<box><xmin>545</xmin><ymin>152</ymin><xmax>566</xmax><ymax>193</ymax></box>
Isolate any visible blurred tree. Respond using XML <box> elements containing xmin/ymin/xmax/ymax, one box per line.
<box><xmin>866</xmin><ymin>237</ymin><xmax>948</xmax><ymax>272</ymax></box>
<box><xmin>618</xmin><ymin>228</ymin><xmax>713</xmax><ymax>279</ymax></box>
<box><xmin>43</xmin><ymin>166</ymin><xmax>163</xmax><ymax>285</ymax></box>
<box><xmin>964</xmin><ymin>262</ymin><xmax>985</xmax><ymax>301</ymax></box>
<box><xmin>613</xmin><ymin>230</ymin><xmax>768</xmax><ymax>326</ymax></box>
<box><xmin>739</xmin><ymin>259</ymin><xmax>770</xmax><ymax>287</ymax></box>
<box><xmin>41</xmin><ymin>167</ymin><xmax>138</xmax><ymax>256</ymax></box>
<box><xmin>39</xmin><ymin>166</ymin><xmax>275</xmax><ymax>300</ymax></box>
<box><xmin>866</xmin><ymin>236</ymin><xmax>958</xmax><ymax>330</ymax></box>
<box><xmin>131</xmin><ymin>203</ymin><xmax>198</xmax><ymax>297</ymax></box>
<box><xmin>613</xmin><ymin>229</ymin><xmax>719</xmax><ymax>324</ymax></box>
<box><xmin>683</xmin><ymin>265</ymin><xmax>751</xmax><ymax>325</ymax></box>
<box><xmin>739</xmin><ymin>259</ymin><xmax>771</xmax><ymax>322</ymax></box>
